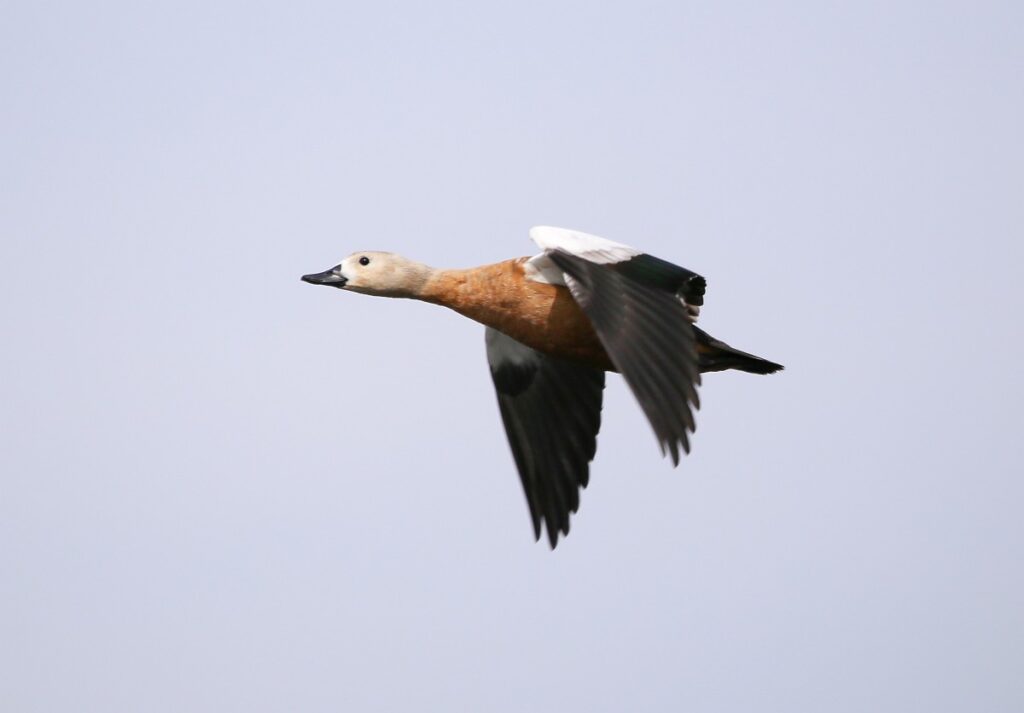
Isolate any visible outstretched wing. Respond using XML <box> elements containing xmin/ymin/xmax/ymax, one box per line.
<box><xmin>486</xmin><ymin>328</ymin><xmax>605</xmax><ymax>548</ymax></box>
<box><xmin>527</xmin><ymin>226</ymin><xmax>706</xmax><ymax>320</ymax></box>
<box><xmin>527</xmin><ymin>226</ymin><xmax>703</xmax><ymax>464</ymax></box>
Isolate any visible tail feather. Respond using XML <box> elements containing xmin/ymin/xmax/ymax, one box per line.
<box><xmin>694</xmin><ymin>326</ymin><xmax>784</xmax><ymax>375</ymax></box>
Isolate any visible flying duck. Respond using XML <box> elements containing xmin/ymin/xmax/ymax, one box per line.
<box><xmin>302</xmin><ymin>226</ymin><xmax>782</xmax><ymax>547</ymax></box>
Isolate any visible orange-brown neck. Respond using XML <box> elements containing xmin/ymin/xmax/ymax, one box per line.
<box><xmin>420</xmin><ymin>259</ymin><xmax>526</xmax><ymax>323</ymax></box>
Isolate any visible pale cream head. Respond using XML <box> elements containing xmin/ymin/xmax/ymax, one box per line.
<box><xmin>302</xmin><ymin>252</ymin><xmax>434</xmax><ymax>299</ymax></box>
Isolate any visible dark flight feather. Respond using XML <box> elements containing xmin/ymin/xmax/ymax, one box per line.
<box><xmin>611</xmin><ymin>252</ymin><xmax>707</xmax><ymax>307</ymax></box>
<box><xmin>548</xmin><ymin>250</ymin><xmax>701</xmax><ymax>464</ymax></box>
<box><xmin>486</xmin><ymin>328</ymin><xmax>606</xmax><ymax>547</ymax></box>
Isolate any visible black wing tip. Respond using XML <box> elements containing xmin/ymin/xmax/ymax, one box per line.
<box><xmin>547</xmin><ymin>529</ymin><xmax>561</xmax><ymax>549</ymax></box>
<box><xmin>660</xmin><ymin>433</ymin><xmax>692</xmax><ymax>467</ymax></box>
<box><xmin>540</xmin><ymin>521</ymin><xmax>570</xmax><ymax>549</ymax></box>
<box><xmin>529</xmin><ymin>512</ymin><xmax>568</xmax><ymax>549</ymax></box>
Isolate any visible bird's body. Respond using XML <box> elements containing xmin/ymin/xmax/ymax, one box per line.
<box><xmin>303</xmin><ymin>226</ymin><xmax>783</xmax><ymax>546</ymax></box>
<box><xmin>419</xmin><ymin>258</ymin><xmax>612</xmax><ymax>370</ymax></box>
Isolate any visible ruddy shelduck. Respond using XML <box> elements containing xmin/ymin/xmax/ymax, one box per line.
<box><xmin>302</xmin><ymin>226</ymin><xmax>782</xmax><ymax>547</ymax></box>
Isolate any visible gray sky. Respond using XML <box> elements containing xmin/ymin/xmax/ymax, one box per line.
<box><xmin>2</xmin><ymin>1</ymin><xmax>1022</xmax><ymax>711</ymax></box>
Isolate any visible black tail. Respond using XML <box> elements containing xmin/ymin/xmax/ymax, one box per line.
<box><xmin>694</xmin><ymin>326</ymin><xmax>784</xmax><ymax>375</ymax></box>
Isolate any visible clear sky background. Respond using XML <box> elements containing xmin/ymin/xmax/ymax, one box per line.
<box><xmin>2</xmin><ymin>1</ymin><xmax>1022</xmax><ymax>711</ymax></box>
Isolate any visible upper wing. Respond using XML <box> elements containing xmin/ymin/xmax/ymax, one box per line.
<box><xmin>546</xmin><ymin>246</ymin><xmax>702</xmax><ymax>465</ymax></box>
<box><xmin>529</xmin><ymin>225</ymin><xmax>642</xmax><ymax>264</ymax></box>
<box><xmin>486</xmin><ymin>327</ymin><xmax>605</xmax><ymax>548</ymax></box>
<box><xmin>527</xmin><ymin>225</ymin><xmax>706</xmax><ymax>320</ymax></box>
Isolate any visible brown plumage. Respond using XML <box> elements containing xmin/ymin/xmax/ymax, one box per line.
<box><xmin>420</xmin><ymin>258</ymin><xmax>614</xmax><ymax>371</ymax></box>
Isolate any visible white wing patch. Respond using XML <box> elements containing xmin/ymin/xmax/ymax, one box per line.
<box><xmin>522</xmin><ymin>254</ymin><xmax>565</xmax><ymax>285</ymax></box>
<box><xmin>529</xmin><ymin>226</ymin><xmax>641</xmax><ymax>265</ymax></box>
<box><xmin>525</xmin><ymin>225</ymin><xmax>642</xmax><ymax>286</ymax></box>
<box><xmin>486</xmin><ymin>327</ymin><xmax>541</xmax><ymax>370</ymax></box>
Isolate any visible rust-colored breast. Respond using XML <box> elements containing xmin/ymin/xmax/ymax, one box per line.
<box><xmin>421</xmin><ymin>259</ymin><xmax>615</xmax><ymax>371</ymax></box>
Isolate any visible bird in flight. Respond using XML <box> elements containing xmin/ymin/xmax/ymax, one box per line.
<box><xmin>302</xmin><ymin>226</ymin><xmax>782</xmax><ymax>547</ymax></box>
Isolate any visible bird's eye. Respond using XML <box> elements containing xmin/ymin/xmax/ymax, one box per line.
<box><xmin>359</xmin><ymin>256</ymin><xmax>370</xmax><ymax>266</ymax></box>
